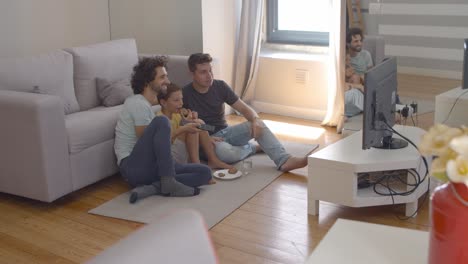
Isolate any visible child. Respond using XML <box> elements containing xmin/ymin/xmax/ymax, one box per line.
<box><xmin>345</xmin><ymin>53</ymin><xmax>364</xmax><ymax>91</ymax></box>
<box><xmin>157</xmin><ymin>84</ymin><xmax>234</xmax><ymax>174</ymax></box>
<box><xmin>344</xmin><ymin>51</ymin><xmax>365</xmax><ymax>118</ymax></box>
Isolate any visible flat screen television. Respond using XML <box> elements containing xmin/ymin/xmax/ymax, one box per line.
<box><xmin>362</xmin><ymin>56</ymin><xmax>408</xmax><ymax>150</ymax></box>
<box><xmin>463</xmin><ymin>38</ymin><xmax>468</xmax><ymax>89</ymax></box>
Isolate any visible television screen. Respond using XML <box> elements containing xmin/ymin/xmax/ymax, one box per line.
<box><xmin>362</xmin><ymin>56</ymin><xmax>408</xmax><ymax>150</ymax></box>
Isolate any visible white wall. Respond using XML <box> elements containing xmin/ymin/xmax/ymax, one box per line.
<box><xmin>0</xmin><ymin>0</ymin><xmax>110</xmax><ymax>57</ymax></box>
<box><xmin>201</xmin><ymin>1</ymin><xmax>328</xmax><ymax>121</ymax></box>
<box><xmin>0</xmin><ymin>0</ymin><xmax>327</xmax><ymax>120</ymax></box>
<box><xmin>201</xmin><ymin>0</ymin><xmax>240</xmax><ymax>86</ymax></box>
<box><xmin>253</xmin><ymin>56</ymin><xmax>328</xmax><ymax>121</ymax></box>
<box><xmin>110</xmin><ymin>0</ymin><xmax>203</xmax><ymax>55</ymax></box>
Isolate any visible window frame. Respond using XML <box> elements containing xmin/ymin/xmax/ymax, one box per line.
<box><xmin>266</xmin><ymin>0</ymin><xmax>329</xmax><ymax>46</ymax></box>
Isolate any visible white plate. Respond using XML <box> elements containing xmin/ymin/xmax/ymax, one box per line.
<box><xmin>213</xmin><ymin>169</ymin><xmax>242</xmax><ymax>180</ymax></box>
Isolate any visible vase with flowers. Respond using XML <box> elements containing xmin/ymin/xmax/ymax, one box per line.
<box><xmin>419</xmin><ymin>124</ymin><xmax>468</xmax><ymax>264</ymax></box>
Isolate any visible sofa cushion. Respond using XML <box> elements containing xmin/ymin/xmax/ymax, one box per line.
<box><xmin>166</xmin><ymin>55</ymin><xmax>193</xmax><ymax>87</ymax></box>
<box><xmin>0</xmin><ymin>50</ymin><xmax>80</xmax><ymax>114</ymax></box>
<box><xmin>65</xmin><ymin>106</ymin><xmax>123</xmax><ymax>154</ymax></box>
<box><xmin>65</xmin><ymin>104</ymin><xmax>161</xmax><ymax>154</ymax></box>
<box><xmin>96</xmin><ymin>77</ymin><xmax>133</xmax><ymax>107</ymax></box>
<box><xmin>64</xmin><ymin>39</ymin><xmax>138</xmax><ymax>111</ymax></box>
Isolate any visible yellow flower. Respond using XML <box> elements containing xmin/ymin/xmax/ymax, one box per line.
<box><xmin>419</xmin><ymin>124</ymin><xmax>463</xmax><ymax>157</ymax></box>
<box><xmin>450</xmin><ymin>135</ymin><xmax>468</xmax><ymax>156</ymax></box>
<box><xmin>446</xmin><ymin>155</ymin><xmax>468</xmax><ymax>186</ymax></box>
<box><xmin>419</xmin><ymin>124</ymin><xmax>468</xmax><ymax>186</ymax></box>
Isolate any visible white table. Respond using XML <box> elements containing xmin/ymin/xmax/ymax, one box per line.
<box><xmin>86</xmin><ymin>210</ymin><xmax>217</xmax><ymax>264</ymax></box>
<box><xmin>304</xmin><ymin>219</ymin><xmax>429</xmax><ymax>264</ymax></box>
<box><xmin>308</xmin><ymin>125</ymin><xmax>429</xmax><ymax>217</ymax></box>
<box><xmin>435</xmin><ymin>86</ymin><xmax>468</xmax><ymax>126</ymax></box>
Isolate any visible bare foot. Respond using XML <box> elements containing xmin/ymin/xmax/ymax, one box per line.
<box><xmin>279</xmin><ymin>156</ymin><xmax>307</xmax><ymax>172</ymax></box>
<box><xmin>208</xmin><ymin>160</ymin><xmax>233</xmax><ymax>170</ymax></box>
<box><xmin>208</xmin><ymin>178</ymin><xmax>217</xmax><ymax>184</ymax></box>
<box><xmin>336</xmin><ymin>115</ymin><xmax>348</xmax><ymax>134</ymax></box>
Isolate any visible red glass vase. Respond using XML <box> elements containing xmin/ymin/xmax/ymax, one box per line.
<box><xmin>429</xmin><ymin>182</ymin><xmax>468</xmax><ymax>264</ymax></box>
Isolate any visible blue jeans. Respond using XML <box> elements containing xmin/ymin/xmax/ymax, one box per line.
<box><xmin>212</xmin><ymin>121</ymin><xmax>290</xmax><ymax>169</ymax></box>
<box><xmin>345</xmin><ymin>88</ymin><xmax>364</xmax><ymax>117</ymax></box>
<box><xmin>119</xmin><ymin>116</ymin><xmax>211</xmax><ymax>187</ymax></box>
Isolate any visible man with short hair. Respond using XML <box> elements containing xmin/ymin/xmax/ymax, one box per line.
<box><xmin>115</xmin><ymin>56</ymin><xmax>212</xmax><ymax>203</ymax></box>
<box><xmin>344</xmin><ymin>27</ymin><xmax>374</xmax><ymax>117</ymax></box>
<box><xmin>182</xmin><ymin>53</ymin><xmax>307</xmax><ymax>172</ymax></box>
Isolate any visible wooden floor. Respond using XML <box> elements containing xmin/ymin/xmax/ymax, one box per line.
<box><xmin>0</xmin><ymin>74</ymin><xmax>459</xmax><ymax>263</ymax></box>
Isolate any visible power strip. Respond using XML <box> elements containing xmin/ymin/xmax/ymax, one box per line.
<box><xmin>396</xmin><ymin>104</ymin><xmax>414</xmax><ymax>117</ymax></box>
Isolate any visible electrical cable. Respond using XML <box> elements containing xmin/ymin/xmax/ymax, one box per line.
<box><xmin>387</xmin><ymin>123</ymin><xmax>430</xmax><ymax>220</ymax></box>
<box><xmin>365</xmin><ymin>120</ymin><xmax>431</xmax><ymax>220</ymax></box>
<box><xmin>441</xmin><ymin>89</ymin><xmax>468</xmax><ymax>124</ymax></box>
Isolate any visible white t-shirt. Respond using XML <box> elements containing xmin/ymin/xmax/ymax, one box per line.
<box><xmin>114</xmin><ymin>94</ymin><xmax>155</xmax><ymax>165</ymax></box>
<box><xmin>350</xmin><ymin>50</ymin><xmax>373</xmax><ymax>75</ymax></box>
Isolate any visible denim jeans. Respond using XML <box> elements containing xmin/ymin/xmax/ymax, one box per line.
<box><xmin>212</xmin><ymin>121</ymin><xmax>290</xmax><ymax>169</ymax></box>
<box><xmin>119</xmin><ymin>116</ymin><xmax>211</xmax><ymax>187</ymax></box>
<box><xmin>345</xmin><ymin>88</ymin><xmax>364</xmax><ymax>117</ymax></box>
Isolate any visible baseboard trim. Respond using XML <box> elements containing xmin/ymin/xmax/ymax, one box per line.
<box><xmin>251</xmin><ymin>101</ymin><xmax>326</xmax><ymax>121</ymax></box>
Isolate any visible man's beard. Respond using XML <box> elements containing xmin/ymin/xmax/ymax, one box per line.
<box><xmin>151</xmin><ymin>83</ymin><xmax>166</xmax><ymax>94</ymax></box>
<box><xmin>352</xmin><ymin>46</ymin><xmax>362</xmax><ymax>52</ymax></box>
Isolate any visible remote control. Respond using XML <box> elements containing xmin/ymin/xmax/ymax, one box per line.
<box><xmin>198</xmin><ymin>124</ymin><xmax>215</xmax><ymax>132</ymax></box>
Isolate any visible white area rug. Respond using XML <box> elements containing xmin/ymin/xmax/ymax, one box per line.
<box><xmin>89</xmin><ymin>141</ymin><xmax>318</xmax><ymax>228</ymax></box>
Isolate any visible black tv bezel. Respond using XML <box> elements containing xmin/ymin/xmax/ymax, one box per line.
<box><xmin>462</xmin><ymin>38</ymin><xmax>468</xmax><ymax>89</ymax></box>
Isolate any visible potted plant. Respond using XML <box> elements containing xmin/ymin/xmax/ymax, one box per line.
<box><xmin>419</xmin><ymin>124</ymin><xmax>468</xmax><ymax>264</ymax></box>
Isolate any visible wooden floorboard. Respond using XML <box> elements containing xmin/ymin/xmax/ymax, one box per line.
<box><xmin>0</xmin><ymin>73</ymin><xmax>456</xmax><ymax>263</ymax></box>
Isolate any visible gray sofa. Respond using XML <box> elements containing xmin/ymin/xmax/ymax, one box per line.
<box><xmin>341</xmin><ymin>35</ymin><xmax>385</xmax><ymax>135</ymax></box>
<box><xmin>0</xmin><ymin>39</ymin><xmax>193</xmax><ymax>202</ymax></box>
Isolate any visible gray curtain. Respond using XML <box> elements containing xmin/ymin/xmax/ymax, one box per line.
<box><xmin>232</xmin><ymin>0</ymin><xmax>264</xmax><ymax>103</ymax></box>
<box><xmin>322</xmin><ymin>0</ymin><xmax>346</xmax><ymax>126</ymax></box>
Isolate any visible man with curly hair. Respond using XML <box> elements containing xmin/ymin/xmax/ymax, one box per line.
<box><xmin>344</xmin><ymin>28</ymin><xmax>373</xmax><ymax>117</ymax></box>
<box><xmin>114</xmin><ymin>56</ymin><xmax>212</xmax><ymax>203</ymax></box>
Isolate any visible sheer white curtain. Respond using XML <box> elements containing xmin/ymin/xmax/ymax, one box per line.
<box><xmin>322</xmin><ymin>0</ymin><xmax>346</xmax><ymax>126</ymax></box>
<box><xmin>232</xmin><ymin>0</ymin><xmax>264</xmax><ymax>103</ymax></box>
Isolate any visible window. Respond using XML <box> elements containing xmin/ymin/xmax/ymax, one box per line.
<box><xmin>267</xmin><ymin>0</ymin><xmax>330</xmax><ymax>46</ymax></box>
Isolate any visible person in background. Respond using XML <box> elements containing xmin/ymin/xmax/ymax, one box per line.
<box><xmin>344</xmin><ymin>28</ymin><xmax>373</xmax><ymax>118</ymax></box>
<box><xmin>114</xmin><ymin>56</ymin><xmax>211</xmax><ymax>204</ymax></box>
<box><xmin>345</xmin><ymin>52</ymin><xmax>364</xmax><ymax>91</ymax></box>
<box><xmin>347</xmin><ymin>27</ymin><xmax>373</xmax><ymax>76</ymax></box>
<box><xmin>182</xmin><ymin>53</ymin><xmax>308</xmax><ymax>172</ymax></box>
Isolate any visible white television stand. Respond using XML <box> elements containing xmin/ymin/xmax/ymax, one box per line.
<box><xmin>308</xmin><ymin>125</ymin><xmax>429</xmax><ymax>217</ymax></box>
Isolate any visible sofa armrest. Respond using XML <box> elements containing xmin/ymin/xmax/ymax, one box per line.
<box><xmin>0</xmin><ymin>90</ymin><xmax>72</xmax><ymax>202</ymax></box>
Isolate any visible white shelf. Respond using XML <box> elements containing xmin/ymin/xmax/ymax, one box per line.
<box><xmin>308</xmin><ymin>125</ymin><xmax>430</xmax><ymax>217</ymax></box>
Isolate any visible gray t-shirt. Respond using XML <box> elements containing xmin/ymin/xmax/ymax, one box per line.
<box><xmin>350</xmin><ymin>49</ymin><xmax>373</xmax><ymax>75</ymax></box>
<box><xmin>114</xmin><ymin>94</ymin><xmax>155</xmax><ymax>165</ymax></box>
<box><xmin>183</xmin><ymin>80</ymin><xmax>239</xmax><ymax>134</ymax></box>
